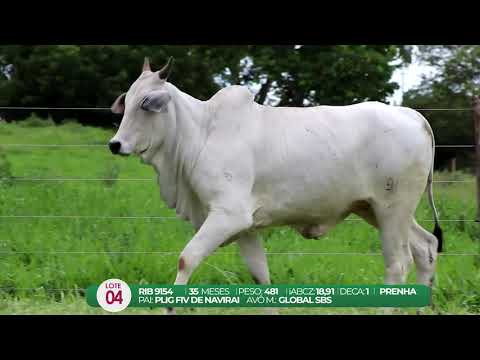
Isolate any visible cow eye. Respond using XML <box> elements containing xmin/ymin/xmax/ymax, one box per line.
<box><xmin>139</xmin><ymin>90</ymin><xmax>170</xmax><ymax>112</ymax></box>
<box><xmin>140</xmin><ymin>96</ymin><xmax>151</xmax><ymax>111</ymax></box>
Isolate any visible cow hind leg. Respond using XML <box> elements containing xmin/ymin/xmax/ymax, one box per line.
<box><xmin>378</xmin><ymin>215</ymin><xmax>414</xmax><ymax>285</ymax></box>
<box><xmin>410</xmin><ymin>220</ymin><xmax>439</xmax><ymax>287</ymax></box>
<box><xmin>237</xmin><ymin>232</ymin><xmax>278</xmax><ymax>315</ymax></box>
<box><xmin>350</xmin><ymin>200</ymin><xmax>379</xmax><ymax>228</ymax></box>
<box><xmin>409</xmin><ymin>220</ymin><xmax>439</xmax><ymax>314</ymax></box>
<box><xmin>374</xmin><ymin>206</ymin><xmax>416</xmax><ymax>315</ymax></box>
<box><xmin>351</xmin><ymin>202</ymin><xmax>392</xmax><ymax>315</ymax></box>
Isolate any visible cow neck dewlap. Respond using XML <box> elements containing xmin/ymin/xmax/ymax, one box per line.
<box><xmin>151</xmin><ymin>84</ymin><xmax>209</xmax><ymax>223</ymax></box>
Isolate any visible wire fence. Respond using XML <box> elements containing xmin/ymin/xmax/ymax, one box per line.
<box><xmin>0</xmin><ymin>250</ymin><xmax>477</xmax><ymax>256</ymax></box>
<box><xmin>1</xmin><ymin>144</ymin><xmax>475</xmax><ymax>148</ymax></box>
<box><xmin>435</xmin><ymin>145</ymin><xmax>476</xmax><ymax>148</ymax></box>
<box><xmin>0</xmin><ymin>177</ymin><xmax>476</xmax><ymax>183</ymax></box>
<box><xmin>0</xmin><ymin>215</ymin><xmax>476</xmax><ymax>222</ymax></box>
<box><xmin>0</xmin><ymin>106</ymin><xmax>474</xmax><ymax>111</ymax></box>
<box><xmin>0</xmin><ymin>107</ymin><xmax>111</xmax><ymax>111</ymax></box>
<box><xmin>0</xmin><ymin>144</ymin><xmax>108</xmax><ymax>147</ymax></box>
<box><xmin>0</xmin><ymin>178</ymin><xmax>154</xmax><ymax>181</ymax></box>
<box><xmin>0</xmin><ymin>287</ymin><xmax>86</xmax><ymax>292</ymax></box>
<box><xmin>0</xmin><ymin>247</ymin><xmax>478</xmax><ymax>294</ymax></box>
<box><xmin>0</xmin><ymin>104</ymin><xmax>479</xmax><ymax>297</ymax></box>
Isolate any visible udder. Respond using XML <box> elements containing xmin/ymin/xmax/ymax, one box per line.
<box><xmin>291</xmin><ymin>200</ymin><xmax>378</xmax><ymax>240</ymax></box>
<box><xmin>293</xmin><ymin>223</ymin><xmax>334</xmax><ymax>240</ymax></box>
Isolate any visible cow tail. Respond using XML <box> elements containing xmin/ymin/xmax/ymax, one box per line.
<box><xmin>422</xmin><ymin>113</ymin><xmax>443</xmax><ymax>253</ymax></box>
<box><xmin>427</xmin><ymin>168</ymin><xmax>443</xmax><ymax>253</ymax></box>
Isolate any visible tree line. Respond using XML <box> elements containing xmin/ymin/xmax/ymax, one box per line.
<box><xmin>402</xmin><ymin>45</ymin><xmax>480</xmax><ymax>171</ymax></box>
<box><xmin>2</xmin><ymin>45</ymin><xmax>478</xmax><ymax>170</ymax></box>
<box><xmin>0</xmin><ymin>45</ymin><xmax>409</xmax><ymax>125</ymax></box>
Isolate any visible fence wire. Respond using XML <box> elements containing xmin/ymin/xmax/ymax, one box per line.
<box><xmin>0</xmin><ymin>250</ymin><xmax>477</xmax><ymax>256</ymax></box>
<box><xmin>0</xmin><ymin>107</ymin><xmax>110</xmax><ymax>111</ymax></box>
<box><xmin>0</xmin><ymin>178</ymin><xmax>154</xmax><ymax>181</ymax></box>
<box><xmin>0</xmin><ymin>215</ymin><xmax>476</xmax><ymax>222</ymax></box>
<box><xmin>0</xmin><ymin>177</ymin><xmax>475</xmax><ymax>183</ymax></box>
<box><xmin>1</xmin><ymin>106</ymin><xmax>474</xmax><ymax>111</ymax></box>
<box><xmin>0</xmin><ymin>104</ymin><xmax>478</xmax><ymax>292</ymax></box>
<box><xmin>0</xmin><ymin>287</ymin><xmax>85</xmax><ymax>292</ymax></box>
<box><xmin>0</xmin><ymin>248</ymin><xmax>477</xmax><ymax>294</ymax></box>
<box><xmin>1</xmin><ymin>144</ymin><xmax>474</xmax><ymax>148</ymax></box>
<box><xmin>0</xmin><ymin>144</ymin><xmax>107</xmax><ymax>147</ymax></box>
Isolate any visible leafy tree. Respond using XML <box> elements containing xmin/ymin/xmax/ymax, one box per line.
<box><xmin>0</xmin><ymin>45</ymin><xmax>245</xmax><ymax>126</ymax></box>
<box><xmin>219</xmin><ymin>45</ymin><xmax>411</xmax><ymax>106</ymax></box>
<box><xmin>402</xmin><ymin>46</ymin><xmax>480</xmax><ymax>170</ymax></box>
<box><xmin>0</xmin><ymin>45</ymin><xmax>410</xmax><ymax>126</ymax></box>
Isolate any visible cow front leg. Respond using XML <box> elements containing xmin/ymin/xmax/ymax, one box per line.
<box><xmin>165</xmin><ymin>209</ymin><xmax>253</xmax><ymax>315</ymax></box>
<box><xmin>237</xmin><ymin>232</ymin><xmax>278</xmax><ymax>315</ymax></box>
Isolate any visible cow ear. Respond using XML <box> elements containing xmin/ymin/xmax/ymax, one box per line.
<box><xmin>111</xmin><ymin>93</ymin><xmax>126</xmax><ymax>114</ymax></box>
<box><xmin>140</xmin><ymin>90</ymin><xmax>171</xmax><ymax>112</ymax></box>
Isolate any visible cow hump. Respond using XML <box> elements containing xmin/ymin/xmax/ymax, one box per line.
<box><xmin>208</xmin><ymin>85</ymin><xmax>255</xmax><ymax>111</ymax></box>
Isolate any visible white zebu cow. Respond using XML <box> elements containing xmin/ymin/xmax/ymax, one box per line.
<box><xmin>109</xmin><ymin>58</ymin><xmax>443</xmax><ymax>314</ymax></box>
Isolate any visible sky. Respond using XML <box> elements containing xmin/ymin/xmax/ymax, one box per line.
<box><xmin>244</xmin><ymin>48</ymin><xmax>438</xmax><ymax>107</ymax></box>
<box><xmin>3</xmin><ymin>47</ymin><xmax>435</xmax><ymax>107</ymax></box>
<box><xmin>387</xmin><ymin>51</ymin><xmax>437</xmax><ymax>105</ymax></box>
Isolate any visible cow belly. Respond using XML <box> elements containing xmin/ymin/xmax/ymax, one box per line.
<box><xmin>251</xmin><ymin>118</ymin><xmax>432</xmax><ymax>228</ymax></box>
<box><xmin>251</xmin><ymin>147</ymin><xmax>431</xmax><ymax>229</ymax></box>
<box><xmin>251</xmin><ymin>178</ymin><xmax>363</xmax><ymax>227</ymax></box>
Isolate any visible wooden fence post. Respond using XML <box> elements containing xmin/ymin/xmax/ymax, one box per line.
<box><xmin>473</xmin><ymin>97</ymin><xmax>480</xmax><ymax>222</ymax></box>
<box><xmin>450</xmin><ymin>157</ymin><xmax>456</xmax><ymax>173</ymax></box>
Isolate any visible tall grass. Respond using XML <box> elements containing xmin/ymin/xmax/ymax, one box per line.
<box><xmin>0</xmin><ymin>119</ymin><xmax>479</xmax><ymax>314</ymax></box>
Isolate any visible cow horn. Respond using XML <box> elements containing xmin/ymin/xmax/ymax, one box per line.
<box><xmin>143</xmin><ymin>57</ymin><xmax>151</xmax><ymax>72</ymax></box>
<box><xmin>158</xmin><ymin>57</ymin><xmax>174</xmax><ymax>80</ymax></box>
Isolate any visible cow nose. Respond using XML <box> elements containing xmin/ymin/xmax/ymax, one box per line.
<box><xmin>108</xmin><ymin>141</ymin><xmax>121</xmax><ymax>155</ymax></box>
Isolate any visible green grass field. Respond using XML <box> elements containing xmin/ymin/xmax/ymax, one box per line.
<box><xmin>0</xmin><ymin>118</ymin><xmax>479</xmax><ymax>315</ymax></box>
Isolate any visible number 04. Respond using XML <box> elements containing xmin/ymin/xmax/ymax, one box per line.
<box><xmin>106</xmin><ymin>290</ymin><xmax>123</xmax><ymax>304</ymax></box>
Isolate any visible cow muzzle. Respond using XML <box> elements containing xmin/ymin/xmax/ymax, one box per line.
<box><xmin>108</xmin><ymin>140</ymin><xmax>122</xmax><ymax>155</ymax></box>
